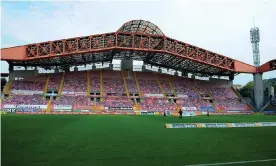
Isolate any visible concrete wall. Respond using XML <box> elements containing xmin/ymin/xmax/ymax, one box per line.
<box><xmin>269</xmin><ymin>86</ymin><xmax>275</xmax><ymax>100</ymax></box>
<box><xmin>253</xmin><ymin>73</ymin><xmax>264</xmax><ymax>111</ymax></box>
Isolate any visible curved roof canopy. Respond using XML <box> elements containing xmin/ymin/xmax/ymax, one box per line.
<box><xmin>117</xmin><ymin>20</ymin><xmax>164</xmax><ymax>35</ymax></box>
<box><xmin>1</xmin><ymin>19</ymin><xmax>261</xmax><ymax>75</ymax></box>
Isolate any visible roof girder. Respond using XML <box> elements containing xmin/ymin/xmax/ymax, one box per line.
<box><xmin>10</xmin><ymin>50</ymin><xmax>231</xmax><ymax>76</ymax></box>
<box><xmin>19</xmin><ymin>32</ymin><xmax>235</xmax><ymax>74</ymax></box>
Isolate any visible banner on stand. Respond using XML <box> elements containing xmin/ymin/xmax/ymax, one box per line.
<box><xmin>54</xmin><ymin>105</ymin><xmax>72</xmax><ymax>110</ymax></box>
<box><xmin>75</xmin><ymin>92</ymin><xmax>87</xmax><ymax>96</ymax></box>
<box><xmin>182</xmin><ymin>107</ymin><xmax>197</xmax><ymax>111</ymax></box>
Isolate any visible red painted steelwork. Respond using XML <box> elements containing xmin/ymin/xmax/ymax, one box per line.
<box><xmin>19</xmin><ymin>33</ymin><xmax>235</xmax><ymax>71</ymax></box>
<box><xmin>258</xmin><ymin>59</ymin><xmax>276</xmax><ymax>73</ymax></box>
<box><xmin>1</xmin><ymin>20</ymin><xmax>261</xmax><ymax>74</ymax></box>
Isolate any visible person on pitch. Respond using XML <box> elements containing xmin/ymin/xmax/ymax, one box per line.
<box><xmin>163</xmin><ymin>110</ymin><xmax>166</xmax><ymax>117</ymax></box>
<box><xmin>207</xmin><ymin>110</ymin><xmax>209</xmax><ymax>117</ymax></box>
<box><xmin>179</xmin><ymin>109</ymin><xmax>183</xmax><ymax>119</ymax></box>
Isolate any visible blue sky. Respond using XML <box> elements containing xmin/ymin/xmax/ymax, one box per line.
<box><xmin>1</xmin><ymin>0</ymin><xmax>275</xmax><ymax>85</ymax></box>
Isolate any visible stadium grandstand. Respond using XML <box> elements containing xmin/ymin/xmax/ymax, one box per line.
<box><xmin>1</xmin><ymin>20</ymin><xmax>276</xmax><ymax>115</ymax></box>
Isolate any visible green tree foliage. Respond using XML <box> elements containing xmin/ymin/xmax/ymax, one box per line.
<box><xmin>239</xmin><ymin>81</ymin><xmax>254</xmax><ymax>98</ymax></box>
<box><xmin>239</xmin><ymin>79</ymin><xmax>276</xmax><ymax>98</ymax></box>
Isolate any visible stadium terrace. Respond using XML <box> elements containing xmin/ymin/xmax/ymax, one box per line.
<box><xmin>1</xmin><ymin>20</ymin><xmax>276</xmax><ymax>114</ymax></box>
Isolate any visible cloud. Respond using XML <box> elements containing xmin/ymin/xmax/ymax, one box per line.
<box><xmin>1</xmin><ymin>0</ymin><xmax>275</xmax><ymax>84</ymax></box>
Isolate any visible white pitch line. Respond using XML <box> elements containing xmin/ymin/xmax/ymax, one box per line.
<box><xmin>185</xmin><ymin>158</ymin><xmax>276</xmax><ymax>166</ymax></box>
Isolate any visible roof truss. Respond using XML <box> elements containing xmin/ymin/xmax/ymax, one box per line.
<box><xmin>9</xmin><ymin>32</ymin><xmax>236</xmax><ymax>76</ymax></box>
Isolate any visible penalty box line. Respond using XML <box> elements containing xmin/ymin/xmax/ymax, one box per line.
<box><xmin>185</xmin><ymin>158</ymin><xmax>276</xmax><ymax>166</ymax></box>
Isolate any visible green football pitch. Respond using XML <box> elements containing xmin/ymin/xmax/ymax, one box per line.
<box><xmin>1</xmin><ymin>115</ymin><xmax>276</xmax><ymax>166</ymax></box>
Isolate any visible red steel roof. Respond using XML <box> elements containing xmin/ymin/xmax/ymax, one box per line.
<box><xmin>2</xmin><ymin>20</ymin><xmax>271</xmax><ymax>75</ymax></box>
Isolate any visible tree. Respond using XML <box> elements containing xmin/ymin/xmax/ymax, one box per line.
<box><xmin>239</xmin><ymin>81</ymin><xmax>254</xmax><ymax>98</ymax></box>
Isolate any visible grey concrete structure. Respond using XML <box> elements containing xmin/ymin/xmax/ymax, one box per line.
<box><xmin>253</xmin><ymin>73</ymin><xmax>264</xmax><ymax>111</ymax></box>
<box><xmin>269</xmin><ymin>86</ymin><xmax>275</xmax><ymax>100</ymax></box>
<box><xmin>9</xmin><ymin>70</ymin><xmax>40</xmax><ymax>80</ymax></box>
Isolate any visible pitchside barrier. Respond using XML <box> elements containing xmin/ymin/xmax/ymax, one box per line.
<box><xmin>4</xmin><ymin>110</ymin><xmax>254</xmax><ymax>115</ymax></box>
<box><xmin>15</xmin><ymin>111</ymin><xmax>137</xmax><ymax>115</ymax></box>
<box><xmin>2</xmin><ymin>103</ymin><xmax>254</xmax><ymax>115</ymax></box>
<box><xmin>264</xmin><ymin>111</ymin><xmax>276</xmax><ymax>115</ymax></box>
<box><xmin>165</xmin><ymin>122</ymin><xmax>276</xmax><ymax>128</ymax></box>
<box><xmin>13</xmin><ymin>111</ymin><xmax>158</xmax><ymax>115</ymax></box>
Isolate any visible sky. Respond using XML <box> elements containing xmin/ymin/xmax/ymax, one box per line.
<box><xmin>1</xmin><ymin>0</ymin><xmax>275</xmax><ymax>85</ymax></box>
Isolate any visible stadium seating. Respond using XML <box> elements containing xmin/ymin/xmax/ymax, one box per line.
<box><xmin>3</xmin><ymin>95</ymin><xmax>47</xmax><ymax>105</ymax></box>
<box><xmin>75</xmin><ymin>96</ymin><xmax>93</xmax><ymax>106</ymax></box>
<box><xmin>210</xmin><ymin>87</ymin><xmax>237</xmax><ymax>99</ymax></box>
<box><xmin>10</xmin><ymin>76</ymin><xmax>46</xmax><ymax>91</ymax></box>
<box><xmin>214</xmin><ymin>99</ymin><xmax>249</xmax><ymax>111</ymax></box>
<box><xmin>195</xmin><ymin>99</ymin><xmax>212</xmax><ymax>108</ymax></box>
<box><xmin>103</xmin><ymin>79</ymin><xmax>125</xmax><ymax>93</ymax></box>
<box><xmin>159</xmin><ymin>80</ymin><xmax>173</xmax><ymax>93</ymax></box>
<box><xmin>91</xmin><ymin>78</ymin><xmax>100</xmax><ymax>92</ymax></box>
<box><xmin>136</xmin><ymin>72</ymin><xmax>162</xmax><ymax>95</ymax></box>
<box><xmin>2</xmin><ymin>70</ymin><xmax>250</xmax><ymax>113</ymax></box>
<box><xmin>263</xmin><ymin>102</ymin><xmax>276</xmax><ymax>115</ymax></box>
<box><xmin>139</xmin><ymin>80</ymin><xmax>163</xmax><ymax>94</ymax></box>
<box><xmin>97</xmin><ymin>96</ymin><xmax>134</xmax><ymax>108</ymax></box>
<box><xmin>172</xmin><ymin>77</ymin><xmax>199</xmax><ymax>98</ymax></box>
<box><xmin>140</xmin><ymin>98</ymin><xmax>176</xmax><ymax>111</ymax></box>
<box><xmin>176</xmin><ymin>99</ymin><xmax>196</xmax><ymax>107</ymax></box>
<box><xmin>62</xmin><ymin>72</ymin><xmax>87</xmax><ymax>92</ymax></box>
<box><xmin>102</xmin><ymin>71</ymin><xmax>126</xmax><ymax>94</ymax></box>
<box><xmin>48</xmin><ymin>74</ymin><xmax>62</xmax><ymax>90</ymax></box>
<box><xmin>197</xmin><ymin>87</ymin><xmax>210</xmax><ymax>97</ymax></box>
<box><xmin>52</xmin><ymin>96</ymin><xmax>75</xmax><ymax>105</ymax></box>
<box><xmin>125</xmin><ymin>79</ymin><xmax>139</xmax><ymax>93</ymax></box>
<box><xmin>90</xmin><ymin>71</ymin><xmax>101</xmax><ymax>92</ymax></box>
<box><xmin>121</xmin><ymin>71</ymin><xmax>139</xmax><ymax>94</ymax></box>
<box><xmin>176</xmin><ymin>98</ymin><xmax>214</xmax><ymax>111</ymax></box>
<box><xmin>155</xmin><ymin>74</ymin><xmax>173</xmax><ymax>93</ymax></box>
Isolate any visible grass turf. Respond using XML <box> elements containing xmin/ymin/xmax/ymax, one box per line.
<box><xmin>1</xmin><ymin>115</ymin><xmax>276</xmax><ymax>166</ymax></box>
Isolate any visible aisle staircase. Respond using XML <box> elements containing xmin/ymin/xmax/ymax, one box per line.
<box><xmin>135</xmin><ymin>101</ymin><xmax>141</xmax><ymax>110</ymax></box>
<box><xmin>207</xmin><ymin>89</ymin><xmax>213</xmax><ymax>99</ymax></box>
<box><xmin>193</xmin><ymin>85</ymin><xmax>218</xmax><ymax>112</ymax></box>
<box><xmin>133</xmin><ymin>72</ymin><xmax>142</xmax><ymax>98</ymax></box>
<box><xmin>168</xmin><ymin>79</ymin><xmax>177</xmax><ymax>97</ymax></box>
<box><xmin>231</xmin><ymin>87</ymin><xmax>242</xmax><ymax>98</ymax></box>
<box><xmin>154</xmin><ymin>73</ymin><xmax>166</xmax><ymax>98</ymax></box>
<box><xmin>46</xmin><ymin>100</ymin><xmax>52</xmax><ymax>112</ymax></box>
<box><xmin>215</xmin><ymin>104</ymin><xmax>225</xmax><ymax>113</ymax></box>
<box><xmin>207</xmin><ymin>89</ymin><xmax>217</xmax><ymax>112</ymax></box>
<box><xmin>193</xmin><ymin>85</ymin><xmax>201</xmax><ymax>98</ymax></box>
<box><xmin>210</xmin><ymin>102</ymin><xmax>219</xmax><ymax>112</ymax></box>
<box><xmin>3</xmin><ymin>80</ymin><xmax>13</xmax><ymax>95</ymax></box>
<box><xmin>42</xmin><ymin>75</ymin><xmax>50</xmax><ymax>100</ymax></box>
<box><xmin>121</xmin><ymin>71</ymin><xmax>130</xmax><ymax>97</ymax></box>
<box><xmin>87</xmin><ymin>71</ymin><xmax>91</xmax><ymax>97</ymax></box>
<box><xmin>93</xmin><ymin>100</ymin><xmax>96</xmax><ymax>112</ymax></box>
<box><xmin>168</xmin><ymin>79</ymin><xmax>180</xmax><ymax>110</ymax></box>
<box><xmin>57</xmin><ymin>72</ymin><xmax>65</xmax><ymax>100</ymax></box>
<box><xmin>231</xmin><ymin>87</ymin><xmax>255</xmax><ymax>111</ymax></box>
<box><xmin>100</xmin><ymin>70</ymin><xmax>104</xmax><ymax>102</ymax></box>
